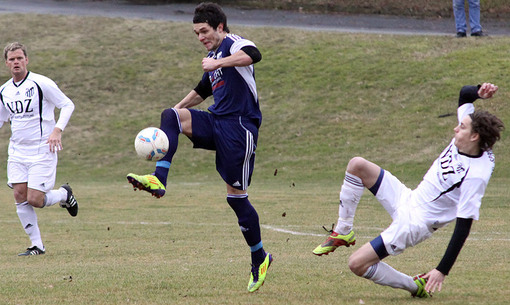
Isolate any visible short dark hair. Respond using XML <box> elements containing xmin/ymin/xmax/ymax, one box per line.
<box><xmin>469</xmin><ymin>110</ymin><xmax>505</xmax><ymax>151</ymax></box>
<box><xmin>193</xmin><ymin>2</ymin><xmax>230</xmax><ymax>33</ymax></box>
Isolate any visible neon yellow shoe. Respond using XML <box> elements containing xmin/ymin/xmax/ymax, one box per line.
<box><xmin>126</xmin><ymin>173</ymin><xmax>166</xmax><ymax>198</ymax></box>
<box><xmin>247</xmin><ymin>253</ymin><xmax>273</xmax><ymax>293</ymax></box>
<box><xmin>312</xmin><ymin>231</ymin><xmax>356</xmax><ymax>256</ymax></box>
<box><xmin>412</xmin><ymin>274</ymin><xmax>430</xmax><ymax>298</ymax></box>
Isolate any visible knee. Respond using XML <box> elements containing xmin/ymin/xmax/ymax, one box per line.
<box><xmin>452</xmin><ymin>0</ymin><xmax>464</xmax><ymax>9</ymax></box>
<box><xmin>27</xmin><ymin>192</ymin><xmax>45</xmax><ymax>208</ymax></box>
<box><xmin>27</xmin><ymin>199</ymin><xmax>44</xmax><ymax>208</ymax></box>
<box><xmin>161</xmin><ymin>108</ymin><xmax>177</xmax><ymax>122</ymax></box>
<box><xmin>348</xmin><ymin>254</ymin><xmax>368</xmax><ymax>277</ymax></box>
<box><xmin>13</xmin><ymin>190</ymin><xmax>26</xmax><ymax>203</ymax></box>
<box><xmin>346</xmin><ymin>157</ymin><xmax>368</xmax><ymax>175</ymax></box>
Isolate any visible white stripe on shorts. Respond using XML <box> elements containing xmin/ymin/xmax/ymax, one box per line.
<box><xmin>240</xmin><ymin>117</ymin><xmax>254</xmax><ymax>190</ymax></box>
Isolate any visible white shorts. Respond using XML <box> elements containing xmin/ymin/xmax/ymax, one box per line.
<box><xmin>7</xmin><ymin>152</ymin><xmax>58</xmax><ymax>193</ymax></box>
<box><xmin>375</xmin><ymin>170</ymin><xmax>433</xmax><ymax>256</ymax></box>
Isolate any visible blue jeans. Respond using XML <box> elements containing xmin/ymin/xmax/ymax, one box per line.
<box><xmin>453</xmin><ymin>0</ymin><xmax>482</xmax><ymax>33</ymax></box>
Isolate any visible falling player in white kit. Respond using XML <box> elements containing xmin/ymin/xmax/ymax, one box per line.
<box><xmin>0</xmin><ymin>42</ymin><xmax>78</xmax><ymax>256</ymax></box>
<box><xmin>313</xmin><ymin>83</ymin><xmax>504</xmax><ymax>297</ymax></box>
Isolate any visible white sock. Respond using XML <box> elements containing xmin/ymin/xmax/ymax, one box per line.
<box><xmin>16</xmin><ymin>201</ymin><xmax>44</xmax><ymax>250</ymax></box>
<box><xmin>363</xmin><ymin>262</ymin><xmax>417</xmax><ymax>293</ymax></box>
<box><xmin>44</xmin><ymin>188</ymin><xmax>67</xmax><ymax>207</ymax></box>
<box><xmin>334</xmin><ymin>172</ymin><xmax>364</xmax><ymax>235</ymax></box>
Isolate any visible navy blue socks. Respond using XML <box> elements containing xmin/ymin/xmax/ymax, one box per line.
<box><xmin>154</xmin><ymin>108</ymin><xmax>181</xmax><ymax>186</ymax></box>
<box><xmin>227</xmin><ymin>194</ymin><xmax>266</xmax><ymax>266</ymax></box>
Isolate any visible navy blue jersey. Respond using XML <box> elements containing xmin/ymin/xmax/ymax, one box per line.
<box><xmin>201</xmin><ymin>34</ymin><xmax>262</xmax><ymax>126</ymax></box>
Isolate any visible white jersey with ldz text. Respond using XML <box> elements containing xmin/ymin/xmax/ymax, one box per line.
<box><xmin>0</xmin><ymin>71</ymin><xmax>75</xmax><ymax>156</ymax></box>
<box><xmin>412</xmin><ymin>102</ymin><xmax>494</xmax><ymax>231</ymax></box>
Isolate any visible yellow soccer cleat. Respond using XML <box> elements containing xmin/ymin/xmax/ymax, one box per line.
<box><xmin>412</xmin><ymin>274</ymin><xmax>431</xmax><ymax>298</ymax></box>
<box><xmin>247</xmin><ymin>253</ymin><xmax>273</xmax><ymax>293</ymax></box>
<box><xmin>127</xmin><ymin>173</ymin><xmax>166</xmax><ymax>198</ymax></box>
<box><xmin>312</xmin><ymin>231</ymin><xmax>356</xmax><ymax>256</ymax></box>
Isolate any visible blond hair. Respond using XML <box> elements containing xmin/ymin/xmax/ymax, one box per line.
<box><xmin>4</xmin><ymin>42</ymin><xmax>27</xmax><ymax>60</ymax></box>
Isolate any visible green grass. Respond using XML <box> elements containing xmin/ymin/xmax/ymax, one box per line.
<box><xmin>0</xmin><ymin>13</ymin><xmax>509</xmax><ymax>304</ymax></box>
<box><xmin>127</xmin><ymin>0</ymin><xmax>510</xmax><ymax>19</ymax></box>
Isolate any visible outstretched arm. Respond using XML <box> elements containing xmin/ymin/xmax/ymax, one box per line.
<box><xmin>458</xmin><ymin>83</ymin><xmax>498</xmax><ymax>107</ymax></box>
<box><xmin>422</xmin><ymin>217</ymin><xmax>473</xmax><ymax>294</ymax></box>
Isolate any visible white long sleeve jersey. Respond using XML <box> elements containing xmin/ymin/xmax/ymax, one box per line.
<box><xmin>0</xmin><ymin>71</ymin><xmax>75</xmax><ymax>156</ymax></box>
<box><xmin>412</xmin><ymin>103</ymin><xmax>494</xmax><ymax>231</ymax></box>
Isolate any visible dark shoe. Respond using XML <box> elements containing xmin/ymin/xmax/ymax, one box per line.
<box><xmin>60</xmin><ymin>184</ymin><xmax>78</xmax><ymax>217</ymax></box>
<box><xmin>18</xmin><ymin>246</ymin><xmax>45</xmax><ymax>256</ymax></box>
<box><xmin>456</xmin><ymin>32</ymin><xmax>467</xmax><ymax>38</ymax></box>
<box><xmin>471</xmin><ymin>31</ymin><xmax>487</xmax><ymax>37</ymax></box>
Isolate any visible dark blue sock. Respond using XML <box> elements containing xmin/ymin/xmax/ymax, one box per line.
<box><xmin>154</xmin><ymin>108</ymin><xmax>181</xmax><ymax>186</ymax></box>
<box><xmin>227</xmin><ymin>195</ymin><xmax>266</xmax><ymax>266</ymax></box>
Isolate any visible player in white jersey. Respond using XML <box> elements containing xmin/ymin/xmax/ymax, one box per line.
<box><xmin>313</xmin><ymin>83</ymin><xmax>504</xmax><ymax>297</ymax></box>
<box><xmin>0</xmin><ymin>42</ymin><xmax>79</xmax><ymax>256</ymax></box>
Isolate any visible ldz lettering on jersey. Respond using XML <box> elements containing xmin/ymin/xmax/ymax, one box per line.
<box><xmin>6</xmin><ymin>98</ymin><xmax>33</xmax><ymax>115</ymax></box>
<box><xmin>439</xmin><ymin>144</ymin><xmax>454</xmax><ymax>180</ymax></box>
<box><xmin>439</xmin><ymin>144</ymin><xmax>465</xmax><ymax>181</ymax></box>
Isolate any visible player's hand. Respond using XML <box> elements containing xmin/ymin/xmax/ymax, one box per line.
<box><xmin>47</xmin><ymin>127</ymin><xmax>63</xmax><ymax>153</ymax></box>
<box><xmin>422</xmin><ymin>268</ymin><xmax>446</xmax><ymax>295</ymax></box>
<box><xmin>201</xmin><ymin>57</ymin><xmax>220</xmax><ymax>72</ymax></box>
<box><xmin>478</xmin><ymin>82</ymin><xmax>498</xmax><ymax>99</ymax></box>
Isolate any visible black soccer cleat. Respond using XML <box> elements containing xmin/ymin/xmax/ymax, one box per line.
<box><xmin>60</xmin><ymin>184</ymin><xmax>78</xmax><ymax>217</ymax></box>
<box><xmin>18</xmin><ymin>246</ymin><xmax>45</xmax><ymax>256</ymax></box>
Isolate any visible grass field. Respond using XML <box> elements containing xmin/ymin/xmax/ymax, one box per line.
<box><xmin>128</xmin><ymin>0</ymin><xmax>510</xmax><ymax>19</ymax></box>
<box><xmin>0</xmin><ymin>13</ymin><xmax>509</xmax><ymax>305</ymax></box>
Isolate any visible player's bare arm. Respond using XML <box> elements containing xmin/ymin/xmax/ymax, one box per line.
<box><xmin>201</xmin><ymin>50</ymin><xmax>253</xmax><ymax>72</ymax></box>
<box><xmin>174</xmin><ymin>90</ymin><xmax>204</xmax><ymax>109</ymax></box>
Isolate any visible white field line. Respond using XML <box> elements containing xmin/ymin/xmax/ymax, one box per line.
<box><xmin>1</xmin><ymin>219</ymin><xmax>509</xmax><ymax>241</ymax></box>
<box><xmin>263</xmin><ymin>225</ymin><xmax>510</xmax><ymax>241</ymax></box>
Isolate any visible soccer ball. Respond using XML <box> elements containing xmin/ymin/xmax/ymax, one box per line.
<box><xmin>134</xmin><ymin>127</ymin><xmax>169</xmax><ymax>161</ymax></box>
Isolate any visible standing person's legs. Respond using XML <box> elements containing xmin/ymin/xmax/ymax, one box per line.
<box><xmin>467</xmin><ymin>0</ymin><xmax>482</xmax><ymax>33</ymax></box>
<box><xmin>453</xmin><ymin>0</ymin><xmax>467</xmax><ymax>34</ymax></box>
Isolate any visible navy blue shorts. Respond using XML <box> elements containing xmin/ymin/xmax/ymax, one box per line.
<box><xmin>189</xmin><ymin>109</ymin><xmax>259</xmax><ymax>190</ymax></box>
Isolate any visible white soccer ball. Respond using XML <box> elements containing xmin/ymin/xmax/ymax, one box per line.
<box><xmin>134</xmin><ymin>127</ymin><xmax>169</xmax><ymax>161</ymax></box>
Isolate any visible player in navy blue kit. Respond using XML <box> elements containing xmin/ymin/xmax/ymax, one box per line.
<box><xmin>127</xmin><ymin>2</ymin><xmax>272</xmax><ymax>292</ymax></box>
